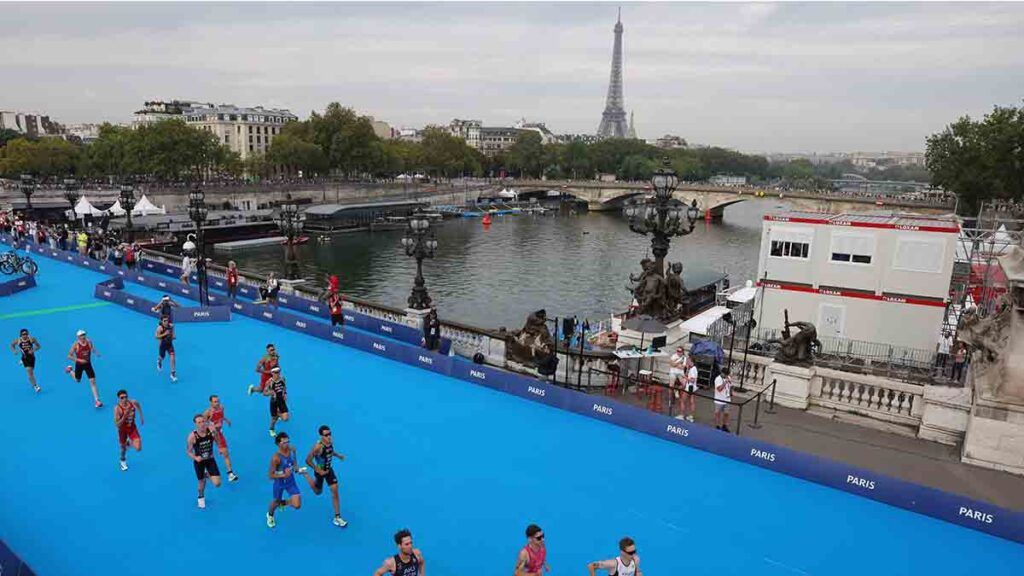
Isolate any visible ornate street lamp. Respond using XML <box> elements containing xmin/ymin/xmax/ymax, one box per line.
<box><xmin>119</xmin><ymin>181</ymin><xmax>136</xmax><ymax>241</ymax></box>
<box><xmin>401</xmin><ymin>207</ymin><xmax>438</xmax><ymax>310</ymax></box>
<box><xmin>622</xmin><ymin>159</ymin><xmax>701</xmax><ymax>319</ymax></box>
<box><xmin>62</xmin><ymin>177</ymin><xmax>80</xmax><ymax>227</ymax></box>
<box><xmin>19</xmin><ymin>174</ymin><xmax>35</xmax><ymax>214</ymax></box>
<box><xmin>277</xmin><ymin>203</ymin><xmax>305</xmax><ymax>280</ymax></box>
<box><xmin>188</xmin><ymin>186</ymin><xmax>210</xmax><ymax>307</ymax></box>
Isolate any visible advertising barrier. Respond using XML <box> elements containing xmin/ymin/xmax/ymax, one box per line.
<box><xmin>0</xmin><ymin>538</ymin><xmax>36</xmax><ymax>576</ymax></box>
<box><xmin>93</xmin><ymin>278</ymin><xmax>230</xmax><ymax>322</ymax></box>
<box><xmin>4</xmin><ymin>235</ymin><xmax>1024</xmax><ymax>545</ymax></box>
<box><xmin>0</xmin><ymin>273</ymin><xmax>36</xmax><ymax>297</ymax></box>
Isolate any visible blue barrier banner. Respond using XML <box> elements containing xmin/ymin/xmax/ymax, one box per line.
<box><xmin>0</xmin><ymin>538</ymin><xmax>36</xmax><ymax>576</ymax></box>
<box><xmin>450</xmin><ymin>358</ymin><xmax>506</xmax><ymax>392</ymax></box>
<box><xmin>94</xmin><ymin>280</ymin><xmax>230</xmax><ymax>323</ymax></box>
<box><xmin>0</xmin><ymin>274</ymin><xmax>36</xmax><ymax>297</ymax></box>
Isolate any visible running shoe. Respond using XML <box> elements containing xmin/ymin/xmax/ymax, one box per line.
<box><xmin>64</xmin><ymin>365</ymin><xmax>73</xmax><ymax>375</ymax></box>
<box><xmin>170</xmin><ymin>372</ymin><xmax>178</xmax><ymax>383</ymax></box>
<box><xmin>33</xmin><ymin>385</ymin><xmax>41</xmax><ymax>393</ymax></box>
<box><xmin>266</xmin><ymin>513</ymin><xmax>276</xmax><ymax>528</ymax></box>
<box><xmin>297</xmin><ymin>466</ymin><xmax>308</xmax><ymax>474</ymax></box>
<box><xmin>228</xmin><ymin>471</ymin><xmax>239</xmax><ymax>482</ymax></box>
<box><xmin>156</xmin><ymin>359</ymin><xmax>162</xmax><ymax>372</ymax></box>
<box><xmin>333</xmin><ymin>516</ymin><xmax>348</xmax><ymax>528</ymax></box>
<box><xmin>247</xmin><ymin>385</ymin><xmax>255</xmax><ymax>396</ymax></box>
<box><xmin>120</xmin><ymin>459</ymin><xmax>128</xmax><ymax>471</ymax></box>
<box><xmin>674</xmin><ymin>415</ymin><xmax>686</xmax><ymax>420</ymax></box>
<box><xmin>269</xmin><ymin>429</ymin><xmax>277</xmax><ymax>438</ymax></box>
<box><xmin>198</xmin><ymin>497</ymin><xmax>206</xmax><ymax>509</ymax></box>
<box><xmin>95</xmin><ymin>399</ymin><xmax>103</xmax><ymax>409</ymax></box>
<box><xmin>686</xmin><ymin>415</ymin><xmax>695</xmax><ymax>423</ymax></box>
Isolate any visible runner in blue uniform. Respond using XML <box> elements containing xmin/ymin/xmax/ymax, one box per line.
<box><xmin>266</xmin><ymin>432</ymin><xmax>314</xmax><ymax>529</ymax></box>
<box><xmin>305</xmin><ymin>424</ymin><xmax>347</xmax><ymax>527</ymax></box>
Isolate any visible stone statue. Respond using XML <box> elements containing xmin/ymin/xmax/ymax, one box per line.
<box><xmin>768</xmin><ymin>310</ymin><xmax>821</xmax><ymax>365</ymax></box>
<box><xmin>506</xmin><ymin>309</ymin><xmax>557</xmax><ymax>368</ymax></box>
<box><xmin>627</xmin><ymin>258</ymin><xmax>669</xmax><ymax>320</ymax></box>
<box><xmin>958</xmin><ymin>296</ymin><xmax>1012</xmax><ymax>366</ymax></box>
<box><xmin>663</xmin><ymin>261</ymin><xmax>688</xmax><ymax>317</ymax></box>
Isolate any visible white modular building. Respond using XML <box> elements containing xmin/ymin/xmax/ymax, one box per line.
<box><xmin>756</xmin><ymin>211</ymin><xmax>960</xmax><ymax>351</ymax></box>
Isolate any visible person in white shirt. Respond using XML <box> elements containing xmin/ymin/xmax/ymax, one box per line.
<box><xmin>679</xmin><ymin>356</ymin><xmax>699</xmax><ymax>422</ymax></box>
<box><xmin>588</xmin><ymin>537</ymin><xmax>641</xmax><ymax>576</ymax></box>
<box><xmin>180</xmin><ymin>254</ymin><xmax>196</xmax><ymax>286</ymax></box>
<box><xmin>713</xmin><ymin>366</ymin><xmax>733</xmax><ymax>432</ymax></box>
<box><xmin>668</xmin><ymin>346</ymin><xmax>685</xmax><ymax>413</ymax></box>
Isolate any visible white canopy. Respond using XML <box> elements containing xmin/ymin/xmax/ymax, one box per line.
<box><xmin>132</xmin><ymin>194</ymin><xmax>166</xmax><ymax>216</ymax></box>
<box><xmin>74</xmin><ymin>196</ymin><xmax>106</xmax><ymax>217</ymax></box>
<box><xmin>106</xmin><ymin>199</ymin><xmax>127</xmax><ymax>216</ymax></box>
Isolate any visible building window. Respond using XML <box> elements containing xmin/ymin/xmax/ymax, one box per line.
<box><xmin>770</xmin><ymin>240</ymin><xmax>810</xmax><ymax>259</ymax></box>
<box><xmin>237</xmin><ymin>126</ymin><xmax>241</xmax><ymax>134</ymax></box>
<box><xmin>264</xmin><ymin>126</ymin><xmax>269</xmax><ymax>135</ymax></box>
<box><xmin>768</xmin><ymin>226</ymin><xmax>813</xmax><ymax>260</ymax></box>
<box><xmin>830</xmin><ymin>233</ymin><xmax>874</xmax><ymax>265</ymax></box>
<box><xmin>893</xmin><ymin>237</ymin><xmax>945</xmax><ymax>273</ymax></box>
<box><xmin>249</xmin><ymin>145</ymin><xmax>254</xmax><ymax>152</ymax></box>
<box><xmin>229</xmin><ymin>115</ymin><xmax>237</xmax><ymax>121</ymax></box>
<box><xmin>248</xmin><ymin>126</ymin><xmax>253</xmax><ymax>134</ymax></box>
<box><xmin>256</xmin><ymin>135</ymin><xmax>261</xmax><ymax>144</ymax></box>
<box><xmin>224</xmin><ymin>135</ymin><xmax>229</xmax><ymax>144</ymax></box>
<box><xmin>249</xmin><ymin>135</ymin><xmax>253</xmax><ymax>143</ymax></box>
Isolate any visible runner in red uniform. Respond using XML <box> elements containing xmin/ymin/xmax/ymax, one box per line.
<box><xmin>247</xmin><ymin>343</ymin><xmax>279</xmax><ymax>396</ymax></box>
<box><xmin>66</xmin><ymin>329</ymin><xmax>102</xmax><ymax>408</ymax></box>
<box><xmin>515</xmin><ymin>524</ymin><xmax>550</xmax><ymax>576</ymax></box>
<box><xmin>203</xmin><ymin>395</ymin><xmax>238</xmax><ymax>482</ymax></box>
<box><xmin>114</xmin><ymin>389</ymin><xmax>143</xmax><ymax>471</ymax></box>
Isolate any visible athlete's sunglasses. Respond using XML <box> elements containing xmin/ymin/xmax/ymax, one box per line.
<box><xmin>321</xmin><ymin>431</ymin><xmax>332</xmax><ymax>436</ymax></box>
<box><xmin>623</xmin><ymin>549</ymin><xmax>637</xmax><ymax>555</ymax></box>
<box><xmin>534</xmin><ymin>534</ymin><xmax>544</xmax><ymax>541</ymax></box>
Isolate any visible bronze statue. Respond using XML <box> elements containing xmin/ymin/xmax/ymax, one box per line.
<box><xmin>769</xmin><ymin>310</ymin><xmax>821</xmax><ymax>365</ymax></box>
<box><xmin>663</xmin><ymin>261</ymin><xmax>687</xmax><ymax>317</ymax></box>
<box><xmin>626</xmin><ymin>258</ymin><xmax>691</xmax><ymax>322</ymax></box>
<box><xmin>506</xmin><ymin>309</ymin><xmax>557</xmax><ymax>368</ymax></box>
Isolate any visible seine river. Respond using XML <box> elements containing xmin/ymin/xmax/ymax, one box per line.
<box><xmin>227</xmin><ymin>201</ymin><xmax>779</xmax><ymax>330</ymax></box>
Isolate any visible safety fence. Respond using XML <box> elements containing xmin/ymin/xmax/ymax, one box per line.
<box><xmin>2</xmin><ymin>234</ymin><xmax>1024</xmax><ymax>547</ymax></box>
<box><xmin>0</xmin><ymin>273</ymin><xmax>35</xmax><ymax>297</ymax></box>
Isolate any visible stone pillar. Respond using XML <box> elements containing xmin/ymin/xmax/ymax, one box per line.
<box><xmin>918</xmin><ymin>385</ymin><xmax>973</xmax><ymax>446</ymax></box>
<box><xmin>403</xmin><ymin>307</ymin><xmax>429</xmax><ymax>331</ymax></box>
<box><xmin>765</xmin><ymin>362</ymin><xmax>816</xmax><ymax>410</ymax></box>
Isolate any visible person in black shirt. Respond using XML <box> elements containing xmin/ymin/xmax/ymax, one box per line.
<box><xmin>10</xmin><ymin>328</ymin><xmax>41</xmax><ymax>393</ymax></box>
<box><xmin>422</xmin><ymin>308</ymin><xmax>441</xmax><ymax>352</ymax></box>
<box><xmin>263</xmin><ymin>367</ymin><xmax>289</xmax><ymax>438</ymax></box>
<box><xmin>186</xmin><ymin>413</ymin><xmax>222</xmax><ymax>510</ymax></box>
<box><xmin>374</xmin><ymin>529</ymin><xmax>425</xmax><ymax>576</ymax></box>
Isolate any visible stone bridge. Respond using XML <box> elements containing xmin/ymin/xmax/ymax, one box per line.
<box><xmin>503</xmin><ymin>180</ymin><xmax>954</xmax><ymax>218</ymax></box>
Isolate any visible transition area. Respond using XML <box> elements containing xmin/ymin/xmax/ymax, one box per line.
<box><xmin>0</xmin><ymin>254</ymin><xmax>1022</xmax><ymax>575</ymax></box>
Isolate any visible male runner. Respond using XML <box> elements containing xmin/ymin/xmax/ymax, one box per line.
<box><xmin>114</xmin><ymin>389</ymin><xmax>144</xmax><ymax>471</ymax></box>
<box><xmin>266</xmin><ymin>432</ymin><xmax>314</xmax><ymax>529</ymax></box>
<box><xmin>10</xmin><ymin>328</ymin><xmax>41</xmax><ymax>393</ymax></box>
<box><xmin>515</xmin><ymin>524</ymin><xmax>550</xmax><ymax>576</ymax></box>
<box><xmin>66</xmin><ymin>329</ymin><xmax>102</xmax><ymax>408</ymax></box>
<box><xmin>587</xmin><ymin>537</ymin><xmax>642</xmax><ymax>576</ymax></box>
<box><xmin>373</xmin><ymin>528</ymin><xmax>425</xmax><ymax>576</ymax></box>
<box><xmin>203</xmin><ymin>395</ymin><xmax>239</xmax><ymax>482</ymax></box>
<box><xmin>186</xmin><ymin>413</ymin><xmax>222</xmax><ymax>509</ymax></box>
<box><xmin>263</xmin><ymin>367</ymin><xmax>289</xmax><ymax>437</ymax></box>
<box><xmin>247</xmin><ymin>343</ymin><xmax>279</xmax><ymax>396</ymax></box>
<box><xmin>155</xmin><ymin>316</ymin><xmax>178</xmax><ymax>382</ymax></box>
<box><xmin>305</xmin><ymin>424</ymin><xmax>347</xmax><ymax>527</ymax></box>
<box><xmin>150</xmin><ymin>295</ymin><xmax>180</xmax><ymax>319</ymax></box>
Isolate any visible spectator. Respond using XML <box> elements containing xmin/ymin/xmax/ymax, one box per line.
<box><xmin>713</xmin><ymin>366</ymin><xmax>732</xmax><ymax>433</ymax></box>
<box><xmin>76</xmin><ymin>230</ymin><xmax>88</xmax><ymax>256</ymax></box>
<box><xmin>668</xmin><ymin>346</ymin><xmax>686</xmax><ymax>414</ymax></box>
<box><xmin>226</xmin><ymin>261</ymin><xmax>239</xmax><ymax>299</ymax></box>
<box><xmin>124</xmin><ymin>241</ymin><xmax>137</xmax><ymax>269</ymax></box>
<box><xmin>952</xmin><ymin>342</ymin><xmax>968</xmax><ymax>383</ymax></box>
<box><xmin>936</xmin><ymin>331</ymin><xmax>953</xmax><ymax>377</ymax></box>
<box><xmin>57</xmin><ymin>225</ymin><xmax>69</xmax><ymax>251</ymax></box>
<box><xmin>680</xmin><ymin>355</ymin><xmax>698</xmax><ymax>423</ymax></box>
<box><xmin>422</xmin><ymin>308</ymin><xmax>441</xmax><ymax>351</ymax></box>
<box><xmin>112</xmin><ymin>243</ymin><xmax>124</xmax><ymax>267</ymax></box>
<box><xmin>257</xmin><ymin>272</ymin><xmax>280</xmax><ymax>309</ymax></box>
<box><xmin>180</xmin><ymin>252</ymin><xmax>196</xmax><ymax>285</ymax></box>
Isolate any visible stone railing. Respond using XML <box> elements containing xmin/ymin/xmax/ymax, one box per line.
<box><xmin>810</xmin><ymin>367</ymin><xmax>925</xmax><ymax>427</ymax></box>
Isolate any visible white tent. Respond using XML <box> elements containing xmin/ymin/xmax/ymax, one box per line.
<box><xmin>132</xmin><ymin>194</ymin><xmax>166</xmax><ymax>216</ymax></box>
<box><xmin>107</xmin><ymin>199</ymin><xmax>127</xmax><ymax>216</ymax></box>
<box><xmin>74</xmin><ymin>196</ymin><xmax>106</xmax><ymax>217</ymax></box>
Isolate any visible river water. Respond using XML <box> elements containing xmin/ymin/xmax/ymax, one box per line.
<box><xmin>226</xmin><ymin>201</ymin><xmax>781</xmax><ymax>330</ymax></box>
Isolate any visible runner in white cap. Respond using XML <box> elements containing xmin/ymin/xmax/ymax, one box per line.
<box><xmin>66</xmin><ymin>329</ymin><xmax>102</xmax><ymax>408</ymax></box>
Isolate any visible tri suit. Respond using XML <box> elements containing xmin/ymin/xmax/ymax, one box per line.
<box><xmin>273</xmin><ymin>450</ymin><xmax>301</xmax><ymax>501</ymax></box>
<box><xmin>313</xmin><ymin>441</ymin><xmax>338</xmax><ymax>490</ymax></box>
<box><xmin>117</xmin><ymin>402</ymin><xmax>140</xmax><ymax>448</ymax></box>
<box><xmin>191</xmin><ymin>428</ymin><xmax>221</xmax><ymax>480</ymax></box>
<box><xmin>158</xmin><ymin>323</ymin><xmax>175</xmax><ymax>359</ymax></box>
<box><xmin>208</xmin><ymin>406</ymin><xmax>228</xmax><ymax>450</ymax></box>
<box><xmin>17</xmin><ymin>337</ymin><xmax>37</xmax><ymax>369</ymax></box>
<box><xmin>268</xmin><ymin>377</ymin><xmax>288</xmax><ymax>418</ymax></box>
<box><xmin>73</xmin><ymin>340</ymin><xmax>95</xmax><ymax>381</ymax></box>
<box><xmin>392</xmin><ymin>553</ymin><xmax>420</xmax><ymax>576</ymax></box>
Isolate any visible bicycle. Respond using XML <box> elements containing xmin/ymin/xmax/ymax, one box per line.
<box><xmin>0</xmin><ymin>250</ymin><xmax>38</xmax><ymax>276</ymax></box>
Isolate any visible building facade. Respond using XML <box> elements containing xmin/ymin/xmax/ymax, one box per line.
<box><xmin>656</xmin><ymin>135</ymin><xmax>687</xmax><ymax>149</ymax></box>
<box><xmin>479</xmin><ymin>126</ymin><xmax>520</xmax><ymax>155</ymax></box>
<box><xmin>756</xmin><ymin>211</ymin><xmax>959</xmax><ymax>351</ymax></box>
<box><xmin>132</xmin><ymin>100</ymin><xmax>298</xmax><ymax>160</ymax></box>
<box><xmin>448</xmin><ymin>119</ymin><xmax>482</xmax><ymax>149</ymax></box>
<box><xmin>0</xmin><ymin>111</ymin><xmax>62</xmax><ymax>138</ymax></box>
<box><xmin>709</xmin><ymin>175</ymin><xmax>747</xmax><ymax>186</ymax></box>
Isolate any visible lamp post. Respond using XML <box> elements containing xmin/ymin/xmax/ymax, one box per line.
<box><xmin>119</xmin><ymin>182</ymin><xmax>135</xmax><ymax>241</ymax></box>
<box><xmin>277</xmin><ymin>202</ymin><xmax>304</xmax><ymax>280</ymax></box>
<box><xmin>622</xmin><ymin>159</ymin><xmax>701</xmax><ymax>316</ymax></box>
<box><xmin>188</xmin><ymin>186</ymin><xmax>210</xmax><ymax>307</ymax></box>
<box><xmin>19</xmin><ymin>174</ymin><xmax>35</xmax><ymax>215</ymax></box>
<box><xmin>401</xmin><ymin>207</ymin><xmax>438</xmax><ymax>310</ymax></box>
<box><xmin>62</xmin><ymin>177</ymin><xmax>80</xmax><ymax>228</ymax></box>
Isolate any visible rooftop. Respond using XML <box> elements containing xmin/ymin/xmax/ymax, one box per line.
<box><xmin>765</xmin><ymin>210</ymin><xmax>960</xmax><ymax>233</ymax></box>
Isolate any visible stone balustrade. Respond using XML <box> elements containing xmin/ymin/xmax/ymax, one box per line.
<box><xmin>811</xmin><ymin>367</ymin><xmax>925</xmax><ymax>426</ymax></box>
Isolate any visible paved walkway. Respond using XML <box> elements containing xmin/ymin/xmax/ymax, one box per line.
<box><xmin>602</xmin><ymin>386</ymin><xmax>1024</xmax><ymax>511</ymax></box>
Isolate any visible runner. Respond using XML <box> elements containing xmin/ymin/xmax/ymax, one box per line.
<box><xmin>186</xmin><ymin>413</ymin><xmax>222</xmax><ymax>509</ymax></box>
<box><xmin>373</xmin><ymin>529</ymin><xmax>425</xmax><ymax>576</ymax></box>
<box><xmin>150</xmin><ymin>295</ymin><xmax>180</xmax><ymax>319</ymax></box>
<box><xmin>587</xmin><ymin>537</ymin><xmax>642</xmax><ymax>576</ymax></box>
<box><xmin>266</xmin><ymin>432</ymin><xmax>314</xmax><ymax>529</ymax></box>
<box><xmin>114</xmin><ymin>389</ymin><xmax>143</xmax><ymax>471</ymax></box>
<box><xmin>263</xmin><ymin>367</ymin><xmax>289</xmax><ymax>438</ymax></box>
<box><xmin>226</xmin><ymin>261</ymin><xmax>239</xmax><ymax>299</ymax></box>
<box><xmin>514</xmin><ymin>524</ymin><xmax>550</xmax><ymax>576</ymax></box>
<box><xmin>203</xmin><ymin>395</ymin><xmax>239</xmax><ymax>482</ymax></box>
<box><xmin>247</xmin><ymin>343</ymin><xmax>280</xmax><ymax>397</ymax></box>
<box><xmin>328</xmin><ymin>291</ymin><xmax>345</xmax><ymax>327</ymax></box>
<box><xmin>305</xmin><ymin>424</ymin><xmax>347</xmax><ymax>527</ymax></box>
<box><xmin>10</xmin><ymin>328</ymin><xmax>41</xmax><ymax>393</ymax></box>
<box><xmin>65</xmin><ymin>329</ymin><xmax>102</xmax><ymax>408</ymax></box>
<box><xmin>155</xmin><ymin>316</ymin><xmax>178</xmax><ymax>382</ymax></box>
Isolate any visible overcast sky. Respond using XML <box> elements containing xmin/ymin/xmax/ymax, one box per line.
<box><xmin>2</xmin><ymin>2</ymin><xmax>1023</xmax><ymax>153</ymax></box>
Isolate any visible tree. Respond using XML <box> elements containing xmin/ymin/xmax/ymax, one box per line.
<box><xmin>618</xmin><ymin>154</ymin><xmax>656</xmax><ymax>181</ymax></box>
<box><xmin>266</xmin><ymin>133</ymin><xmax>328</xmax><ymax>177</ymax></box>
<box><xmin>0</xmin><ymin>128</ymin><xmax>22</xmax><ymax>148</ymax></box>
<box><xmin>506</xmin><ymin>132</ymin><xmax>544</xmax><ymax>178</ymax></box>
<box><xmin>0</xmin><ymin>137</ymin><xmax>82</xmax><ymax>178</ymax></box>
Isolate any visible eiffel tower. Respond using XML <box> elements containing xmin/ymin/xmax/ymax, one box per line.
<box><xmin>597</xmin><ymin>8</ymin><xmax>629</xmax><ymax>139</ymax></box>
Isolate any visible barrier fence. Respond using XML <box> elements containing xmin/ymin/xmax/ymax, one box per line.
<box><xmin>2</xmin><ymin>234</ymin><xmax>1023</xmax><ymax>548</ymax></box>
<box><xmin>0</xmin><ymin>273</ymin><xmax>36</xmax><ymax>297</ymax></box>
